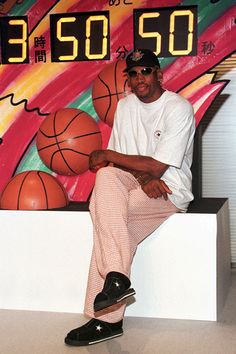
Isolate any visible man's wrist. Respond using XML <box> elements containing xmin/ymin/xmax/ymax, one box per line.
<box><xmin>105</xmin><ymin>149</ymin><xmax>114</xmax><ymax>163</ymax></box>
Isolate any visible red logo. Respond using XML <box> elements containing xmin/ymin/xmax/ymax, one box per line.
<box><xmin>130</xmin><ymin>50</ymin><xmax>144</xmax><ymax>62</ymax></box>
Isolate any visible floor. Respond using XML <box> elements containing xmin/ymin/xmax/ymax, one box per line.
<box><xmin>0</xmin><ymin>270</ymin><xmax>236</xmax><ymax>354</ymax></box>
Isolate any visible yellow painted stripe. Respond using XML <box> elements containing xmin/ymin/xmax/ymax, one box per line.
<box><xmin>0</xmin><ymin>0</ymin><xmax>79</xmax><ymax>133</ymax></box>
<box><xmin>179</xmin><ymin>73</ymin><xmax>215</xmax><ymax>98</ymax></box>
<box><xmin>0</xmin><ymin>0</ymin><xmax>146</xmax><ymax>134</ymax></box>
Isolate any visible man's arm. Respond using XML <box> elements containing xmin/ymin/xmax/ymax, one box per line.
<box><xmin>89</xmin><ymin>149</ymin><xmax>168</xmax><ymax>178</ymax></box>
<box><xmin>89</xmin><ymin>149</ymin><xmax>172</xmax><ymax>200</ymax></box>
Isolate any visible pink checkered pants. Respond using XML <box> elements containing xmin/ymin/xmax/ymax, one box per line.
<box><xmin>84</xmin><ymin>166</ymin><xmax>179</xmax><ymax>323</ymax></box>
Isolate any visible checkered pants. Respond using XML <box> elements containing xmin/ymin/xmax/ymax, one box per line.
<box><xmin>84</xmin><ymin>166</ymin><xmax>179</xmax><ymax>323</ymax></box>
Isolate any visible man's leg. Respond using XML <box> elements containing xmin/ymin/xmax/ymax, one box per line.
<box><xmin>65</xmin><ymin>167</ymin><xmax>138</xmax><ymax>346</ymax></box>
<box><xmin>84</xmin><ymin>172</ymin><xmax>179</xmax><ymax>322</ymax></box>
<box><xmin>89</xmin><ymin>166</ymin><xmax>140</xmax><ymax>278</ymax></box>
<box><xmin>65</xmin><ymin>167</ymin><xmax>179</xmax><ymax>345</ymax></box>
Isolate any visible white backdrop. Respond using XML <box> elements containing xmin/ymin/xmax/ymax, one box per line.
<box><xmin>202</xmin><ymin>55</ymin><xmax>236</xmax><ymax>264</ymax></box>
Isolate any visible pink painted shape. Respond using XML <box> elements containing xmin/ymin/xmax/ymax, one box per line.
<box><xmin>190</xmin><ymin>82</ymin><xmax>228</xmax><ymax>127</ymax></box>
<box><xmin>0</xmin><ymin>4</ymin><xmax>234</xmax><ymax>200</ymax></box>
<box><xmin>163</xmin><ymin>6</ymin><xmax>236</xmax><ymax>92</ymax></box>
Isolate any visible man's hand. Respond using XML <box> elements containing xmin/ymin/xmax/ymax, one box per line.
<box><xmin>113</xmin><ymin>166</ymin><xmax>153</xmax><ymax>184</ymax></box>
<box><xmin>89</xmin><ymin>150</ymin><xmax>109</xmax><ymax>171</ymax></box>
<box><xmin>113</xmin><ymin>166</ymin><xmax>171</xmax><ymax>200</ymax></box>
<box><xmin>141</xmin><ymin>179</ymin><xmax>172</xmax><ymax>200</ymax></box>
<box><xmin>134</xmin><ymin>172</ymin><xmax>153</xmax><ymax>185</ymax></box>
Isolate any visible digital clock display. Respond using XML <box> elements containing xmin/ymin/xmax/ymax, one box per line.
<box><xmin>0</xmin><ymin>16</ymin><xmax>29</xmax><ymax>64</ymax></box>
<box><xmin>134</xmin><ymin>6</ymin><xmax>198</xmax><ymax>57</ymax></box>
<box><xmin>0</xmin><ymin>6</ymin><xmax>198</xmax><ymax>65</ymax></box>
<box><xmin>50</xmin><ymin>11</ymin><xmax>110</xmax><ymax>62</ymax></box>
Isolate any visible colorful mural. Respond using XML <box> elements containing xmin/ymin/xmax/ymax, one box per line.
<box><xmin>0</xmin><ymin>0</ymin><xmax>235</xmax><ymax>202</ymax></box>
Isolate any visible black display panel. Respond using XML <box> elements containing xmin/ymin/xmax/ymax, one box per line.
<box><xmin>50</xmin><ymin>11</ymin><xmax>110</xmax><ymax>62</ymax></box>
<box><xmin>134</xmin><ymin>6</ymin><xmax>198</xmax><ymax>57</ymax></box>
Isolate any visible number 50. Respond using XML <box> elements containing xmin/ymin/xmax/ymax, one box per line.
<box><xmin>139</xmin><ymin>10</ymin><xmax>194</xmax><ymax>56</ymax></box>
<box><xmin>56</xmin><ymin>15</ymin><xmax>108</xmax><ymax>61</ymax></box>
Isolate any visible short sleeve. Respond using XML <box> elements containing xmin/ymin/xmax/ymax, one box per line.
<box><xmin>153</xmin><ymin>100</ymin><xmax>195</xmax><ymax>168</ymax></box>
<box><xmin>107</xmin><ymin>108</ymin><xmax>121</xmax><ymax>152</ymax></box>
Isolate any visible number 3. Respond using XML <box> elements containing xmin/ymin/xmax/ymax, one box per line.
<box><xmin>8</xmin><ymin>19</ymin><xmax>27</xmax><ymax>63</ymax></box>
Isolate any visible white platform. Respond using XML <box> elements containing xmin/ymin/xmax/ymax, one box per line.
<box><xmin>0</xmin><ymin>199</ymin><xmax>231</xmax><ymax>321</ymax></box>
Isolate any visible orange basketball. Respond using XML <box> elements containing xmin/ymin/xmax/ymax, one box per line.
<box><xmin>92</xmin><ymin>60</ymin><xmax>131</xmax><ymax>127</ymax></box>
<box><xmin>36</xmin><ymin>108</ymin><xmax>102</xmax><ymax>175</ymax></box>
<box><xmin>0</xmin><ymin>170</ymin><xmax>68</xmax><ymax>210</ymax></box>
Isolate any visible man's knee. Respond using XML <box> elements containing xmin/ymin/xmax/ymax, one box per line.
<box><xmin>95</xmin><ymin>166</ymin><xmax>119</xmax><ymax>183</ymax></box>
<box><xmin>95</xmin><ymin>167</ymin><xmax>139</xmax><ymax>194</ymax></box>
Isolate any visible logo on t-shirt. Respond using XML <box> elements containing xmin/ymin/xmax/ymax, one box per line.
<box><xmin>154</xmin><ymin>130</ymin><xmax>161</xmax><ymax>139</ymax></box>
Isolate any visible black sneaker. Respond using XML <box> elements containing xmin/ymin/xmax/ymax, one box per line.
<box><xmin>64</xmin><ymin>318</ymin><xmax>123</xmax><ymax>346</ymax></box>
<box><xmin>94</xmin><ymin>271</ymin><xmax>136</xmax><ymax>312</ymax></box>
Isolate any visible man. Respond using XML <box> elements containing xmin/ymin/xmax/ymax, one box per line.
<box><xmin>65</xmin><ymin>49</ymin><xmax>195</xmax><ymax>346</ymax></box>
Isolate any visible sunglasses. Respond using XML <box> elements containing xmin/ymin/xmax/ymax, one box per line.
<box><xmin>127</xmin><ymin>67</ymin><xmax>155</xmax><ymax>78</ymax></box>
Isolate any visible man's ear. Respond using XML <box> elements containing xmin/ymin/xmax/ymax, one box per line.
<box><xmin>126</xmin><ymin>75</ymin><xmax>131</xmax><ymax>87</ymax></box>
<box><xmin>157</xmin><ymin>69</ymin><xmax>163</xmax><ymax>82</ymax></box>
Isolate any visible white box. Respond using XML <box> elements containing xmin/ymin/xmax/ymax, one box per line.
<box><xmin>0</xmin><ymin>199</ymin><xmax>231</xmax><ymax>320</ymax></box>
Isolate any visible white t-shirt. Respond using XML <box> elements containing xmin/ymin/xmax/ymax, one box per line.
<box><xmin>108</xmin><ymin>90</ymin><xmax>196</xmax><ymax>211</ymax></box>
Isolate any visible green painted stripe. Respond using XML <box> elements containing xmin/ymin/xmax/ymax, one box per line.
<box><xmin>183</xmin><ymin>0</ymin><xmax>235</xmax><ymax>34</ymax></box>
<box><xmin>68</xmin><ymin>87</ymin><xmax>99</xmax><ymax>121</ymax></box>
<box><xmin>9</xmin><ymin>0</ymin><xmax>36</xmax><ymax>16</ymax></box>
<box><xmin>16</xmin><ymin>144</ymin><xmax>52</xmax><ymax>174</ymax></box>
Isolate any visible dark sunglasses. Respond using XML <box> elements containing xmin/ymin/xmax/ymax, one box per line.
<box><xmin>127</xmin><ymin>67</ymin><xmax>155</xmax><ymax>78</ymax></box>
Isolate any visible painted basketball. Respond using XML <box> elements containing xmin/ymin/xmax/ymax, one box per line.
<box><xmin>36</xmin><ymin>108</ymin><xmax>102</xmax><ymax>175</ymax></box>
<box><xmin>0</xmin><ymin>170</ymin><xmax>69</xmax><ymax>210</ymax></box>
<box><xmin>92</xmin><ymin>59</ymin><xmax>131</xmax><ymax>127</ymax></box>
